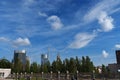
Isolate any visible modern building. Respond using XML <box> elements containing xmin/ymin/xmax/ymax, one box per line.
<box><xmin>41</xmin><ymin>54</ymin><xmax>49</xmax><ymax>65</ymax></box>
<box><xmin>108</xmin><ymin>50</ymin><xmax>120</xmax><ymax>73</ymax></box>
<box><xmin>108</xmin><ymin>63</ymin><xmax>119</xmax><ymax>73</ymax></box>
<box><xmin>13</xmin><ymin>50</ymin><xmax>28</xmax><ymax>66</ymax></box>
<box><xmin>116</xmin><ymin>50</ymin><xmax>120</xmax><ymax>64</ymax></box>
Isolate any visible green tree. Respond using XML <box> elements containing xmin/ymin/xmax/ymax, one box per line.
<box><xmin>81</xmin><ymin>56</ymin><xmax>86</xmax><ymax>72</ymax></box>
<box><xmin>81</xmin><ymin>56</ymin><xmax>94</xmax><ymax>73</ymax></box>
<box><xmin>51</xmin><ymin>59</ymin><xmax>63</xmax><ymax>73</ymax></box>
<box><xmin>0</xmin><ymin>58</ymin><xmax>11</xmax><ymax>68</ymax></box>
<box><xmin>101</xmin><ymin>64</ymin><xmax>108</xmax><ymax>78</ymax></box>
<box><xmin>42</xmin><ymin>64</ymin><xmax>48</xmax><ymax>73</ymax></box>
<box><xmin>46</xmin><ymin>61</ymin><xmax>51</xmax><ymax>72</ymax></box>
<box><xmin>102</xmin><ymin>64</ymin><xmax>107</xmax><ymax>74</ymax></box>
<box><xmin>64</xmin><ymin>58</ymin><xmax>70</xmax><ymax>72</ymax></box>
<box><xmin>41</xmin><ymin>61</ymin><xmax>50</xmax><ymax>73</ymax></box>
<box><xmin>69</xmin><ymin>58</ymin><xmax>77</xmax><ymax>73</ymax></box>
<box><xmin>86</xmin><ymin>56</ymin><xmax>94</xmax><ymax>72</ymax></box>
<box><xmin>76</xmin><ymin>56</ymin><xmax>82</xmax><ymax>72</ymax></box>
<box><xmin>30</xmin><ymin>62</ymin><xmax>38</xmax><ymax>73</ymax></box>
<box><xmin>62</xmin><ymin>60</ymin><xmax>66</xmax><ymax>73</ymax></box>
<box><xmin>25</xmin><ymin>60</ymin><xmax>30</xmax><ymax>73</ymax></box>
<box><xmin>13</xmin><ymin>58</ymin><xmax>23</xmax><ymax>73</ymax></box>
<box><xmin>51</xmin><ymin>60</ymin><xmax>57</xmax><ymax>73</ymax></box>
<box><xmin>56</xmin><ymin>58</ymin><xmax>62</xmax><ymax>72</ymax></box>
<box><xmin>37</xmin><ymin>64</ymin><xmax>41</xmax><ymax>72</ymax></box>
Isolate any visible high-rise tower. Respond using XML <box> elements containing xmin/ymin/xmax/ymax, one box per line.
<box><xmin>13</xmin><ymin>50</ymin><xmax>28</xmax><ymax>66</ymax></box>
<box><xmin>41</xmin><ymin>54</ymin><xmax>49</xmax><ymax>65</ymax></box>
<box><xmin>116</xmin><ymin>50</ymin><xmax>120</xmax><ymax>64</ymax></box>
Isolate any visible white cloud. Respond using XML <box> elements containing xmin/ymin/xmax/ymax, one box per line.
<box><xmin>0</xmin><ymin>37</ymin><xmax>31</xmax><ymax>48</ymax></box>
<box><xmin>47</xmin><ymin>15</ymin><xmax>63</xmax><ymax>30</ymax></box>
<box><xmin>111</xmin><ymin>7</ymin><xmax>120</xmax><ymax>14</ymax></box>
<box><xmin>83</xmin><ymin>0</ymin><xmax>120</xmax><ymax>32</ymax></box>
<box><xmin>13</xmin><ymin>37</ymin><xmax>31</xmax><ymax>47</ymax></box>
<box><xmin>102</xmin><ymin>50</ymin><xmax>109</xmax><ymax>58</ymax></box>
<box><xmin>84</xmin><ymin>0</ymin><xmax>120</xmax><ymax>22</ymax></box>
<box><xmin>98</xmin><ymin>11</ymin><xmax>114</xmax><ymax>32</ymax></box>
<box><xmin>69</xmin><ymin>33</ymin><xmax>96</xmax><ymax>49</ymax></box>
<box><xmin>0</xmin><ymin>37</ymin><xmax>9</xmax><ymax>42</ymax></box>
<box><xmin>38</xmin><ymin>12</ymin><xmax>48</xmax><ymax>17</ymax></box>
<box><xmin>115</xmin><ymin>44</ymin><xmax>120</xmax><ymax>49</ymax></box>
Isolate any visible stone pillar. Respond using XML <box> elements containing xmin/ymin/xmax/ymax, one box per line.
<box><xmin>50</xmin><ymin>71</ymin><xmax>53</xmax><ymax>79</ymax></box>
<box><xmin>66</xmin><ymin>71</ymin><xmax>69</xmax><ymax>80</ymax></box>
<box><xmin>20</xmin><ymin>72</ymin><xmax>22</xmax><ymax>79</ymax></box>
<box><xmin>76</xmin><ymin>70</ymin><xmax>79</xmax><ymax>80</ymax></box>
<box><xmin>24</xmin><ymin>72</ymin><xmax>26</xmax><ymax>78</ymax></box>
<box><xmin>24</xmin><ymin>72</ymin><xmax>26</xmax><ymax>80</ymax></box>
<box><xmin>58</xmin><ymin>71</ymin><xmax>60</xmax><ymax>80</ymax></box>
<box><xmin>42</xmin><ymin>72</ymin><xmax>44</xmax><ymax>79</ymax></box>
<box><xmin>31</xmin><ymin>72</ymin><xmax>33</xmax><ymax>80</ymax></box>
<box><xmin>16</xmin><ymin>73</ymin><xmax>19</xmax><ymax>80</ymax></box>
<box><xmin>13</xmin><ymin>73</ymin><xmax>15</xmax><ymax>80</ymax></box>
<box><xmin>92</xmin><ymin>70</ymin><xmax>95</xmax><ymax>80</ymax></box>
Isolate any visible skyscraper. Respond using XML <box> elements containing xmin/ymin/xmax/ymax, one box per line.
<box><xmin>13</xmin><ymin>50</ymin><xmax>28</xmax><ymax>66</ymax></box>
<box><xmin>116</xmin><ymin>50</ymin><xmax>120</xmax><ymax>64</ymax></box>
<box><xmin>41</xmin><ymin>54</ymin><xmax>49</xmax><ymax>65</ymax></box>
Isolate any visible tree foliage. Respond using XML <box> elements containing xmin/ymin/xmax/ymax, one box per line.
<box><xmin>12</xmin><ymin>58</ymin><xmax>23</xmax><ymax>73</ymax></box>
<box><xmin>25</xmin><ymin>60</ymin><xmax>30</xmax><ymax>73</ymax></box>
<box><xmin>0</xmin><ymin>58</ymin><xmax>11</xmax><ymax>68</ymax></box>
<box><xmin>0</xmin><ymin>56</ymin><xmax>95</xmax><ymax>73</ymax></box>
<box><xmin>30</xmin><ymin>62</ymin><xmax>38</xmax><ymax>73</ymax></box>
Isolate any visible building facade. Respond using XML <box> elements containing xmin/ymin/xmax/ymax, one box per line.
<box><xmin>108</xmin><ymin>63</ymin><xmax>119</xmax><ymax>73</ymax></box>
<box><xmin>41</xmin><ymin>54</ymin><xmax>49</xmax><ymax>65</ymax></box>
<box><xmin>13</xmin><ymin>50</ymin><xmax>28</xmax><ymax>66</ymax></box>
<box><xmin>0</xmin><ymin>68</ymin><xmax>11</xmax><ymax>79</ymax></box>
<box><xmin>108</xmin><ymin>50</ymin><xmax>120</xmax><ymax>73</ymax></box>
<box><xmin>116</xmin><ymin>50</ymin><xmax>120</xmax><ymax>65</ymax></box>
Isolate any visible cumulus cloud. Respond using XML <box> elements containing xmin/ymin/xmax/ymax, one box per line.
<box><xmin>84</xmin><ymin>0</ymin><xmax>120</xmax><ymax>22</ymax></box>
<box><xmin>47</xmin><ymin>15</ymin><xmax>63</xmax><ymax>30</ymax></box>
<box><xmin>115</xmin><ymin>44</ymin><xmax>120</xmax><ymax>49</ymax></box>
<box><xmin>102</xmin><ymin>50</ymin><xmax>109</xmax><ymax>58</ymax></box>
<box><xmin>69</xmin><ymin>33</ymin><xmax>96</xmax><ymax>49</ymax></box>
<box><xmin>0</xmin><ymin>37</ymin><xmax>9</xmax><ymax>42</ymax></box>
<box><xmin>0</xmin><ymin>37</ymin><xmax>31</xmax><ymax>48</ymax></box>
<box><xmin>83</xmin><ymin>0</ymin><xmax>120</xmax><ymax>32</ymax></box>
<box><xmin>13</xmin><ymin>37</ymin><xmax>31</xmax><ymax>47</ymax></box>
<box><xmin>98</xmin><ymin>11</ymin><xmax>114</xmax><ymax>32</ymax></box>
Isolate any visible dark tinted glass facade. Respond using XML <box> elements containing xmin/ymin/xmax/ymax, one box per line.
<box><xmin>116</xmin><ymin>50</ymin><xmax>120</xmax><ymax>64</ymax></box>
<box><xmin>14</xmin><ymin>50</ymin><xmax>27</xmax><ymax>65</ymax></box>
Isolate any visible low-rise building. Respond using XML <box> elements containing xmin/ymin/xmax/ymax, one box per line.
<box><xmin>108</xmin><ymin>63</ymin><xmax>120</xmax><ymax>73</ymax></box>
<box><xmin>0</xmin><ymin>68</ymin><xmax>11</xmax><ymax>79</ymax></box>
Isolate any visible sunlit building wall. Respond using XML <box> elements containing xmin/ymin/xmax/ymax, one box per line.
<box><xmin>41</xmin><ymin>54</ymin><xmax>49</xmax><ymax>65</ymax></box>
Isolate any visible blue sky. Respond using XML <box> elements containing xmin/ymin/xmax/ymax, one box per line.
<box><xmin>0</xmin><ymin>0</ymin><xmax>120</xmax><ymax>66</ymax></box>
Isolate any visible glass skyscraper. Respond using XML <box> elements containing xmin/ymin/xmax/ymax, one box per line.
<box><xmin>116</xmin><ymin>50</ymin><xmax>120</xmax><ymax>64</ymax></box>
<box><xmin>13</xmin><ymin>50</ymin><xmax>27</xmax><ymax>65</ymax></box>
<box><xmin>41</xmin><ymin>54</ymin><xmax>49</xmax><ymax>65</ymax></box>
